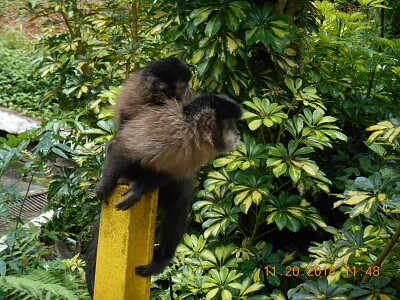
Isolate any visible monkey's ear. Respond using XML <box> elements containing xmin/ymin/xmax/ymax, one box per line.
<box><xmin>198</xmin><ymin>111</ymin><xmax>215</xmax><ymax>142</ymax></box>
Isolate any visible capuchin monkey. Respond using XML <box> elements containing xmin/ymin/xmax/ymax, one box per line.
<box><xmin>86</xmin><ymin>94</ymin><xmax>242</xmax><ymax>297</ymax></box>
<box><xmin>117</xmin><ymin>57</ymin><xmax>192</xmax><ymax>130</ymax></box>
<box><xmin>87</xmin><ymin>57</ymin><xmax>192</xmax><ymax>297</ymax></box>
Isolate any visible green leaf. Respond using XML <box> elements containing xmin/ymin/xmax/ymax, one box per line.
<box><xmin>293</xmin><ymin>147</ymin><xmax>315</xmax><ymax>156</ymax></box>
<box><xmin>268</xmin><ymin>146</ymin><xmax>283</xmax><ymax>157</ymax></box>
<box><xmin>221</xmin><ymin>289</ymin><xmax>232</xmax><ymax>300</ymax></box>
<box><xmin>301</xmin><ymin>161</ymin><xmax>318</xmax><ymax>176</ymax></box>
<box><xmin>242</xmin><ymin>110</ymin><xmax>258</xmax><ymax>119</ymax></box>
<box><xmin>285</xmin><ymin>77</ymin><xmax>296</xmax><ymax>93</ymax></box>
<box><xmin>267</xmin><ymin>157</ymin><xmax>282</xmax><ymax>167</ymax></box>
<box><xmin>192</xmin><ymin>49</ymin><xmax>205</xmax><ymax>64</ymax></box>
<box><xmin>211</xmin><ymin>59</ymin><xmax>224</xmax><ymax>83</ymax></box>
<box><xmin>286</xmin><ymin>216</ymin><xmax>301</xmax><ymax>232</ymax></box>
<box><xmin>354</xmin><ymin>177</ymin><xmax>374</xmax><ymax>190</ymax></box>
<box><xmin>191</xmin><ymin>8</ymin><xmax>214</xmax><ymax>26</ymax></box>
<box><xmin>246</xmin><ymin>28</ymin><xmax>274</xmax><ymax>47</ymax></box>
<box><xmin>206</xmin><ymin>288</ymin><xmax>219</xmax><ymax>299</ymax></box>
<box><xmin>226</xmin><ymin>160</ymin><xmax>242</xmax><ymax>171</ymax></box>
<box><xmin>289</xmin><ymin>165</ymin><xmax>301</xmax><ymax>183</ymax></box>
<box><xmin>276</xmin><ymin>143</ymin><xmax>287</xmax><ymax>155</ymax></box>
<box><xmin>248</xmin><ymin>119</ymin><xmax>262</xmax><ymax>130</ymax></box>
<box><xmin>251</xmin><ymin>190</ymin><xmax>263</xmax><ymax>204</ymax></box>
<box><xmin>230</xmin><ymin>78</ymin><xmax>240</xmax><ymax>95</ymax></box>
<box><xmin>0</xmin><ymin>260</ymin><xmax>7</xmax><ymax>276</ymax></box>
<box><xmin>273</xmin><ymin>163</ymin><xmax>287</xmax><ymax>177</ymax></box>
<box><xmin>198</xmin><ymin>59</ymin><xmax>212</xmax><ymax>76</ymax></box>
<box><xmin>205</xmin><ymin>15</ymin><xmax>222</xmax><ymax>38</ymax></box>
<box><xmin>201</xmin><ymin>250</ymin><xmax>217</xmax><ymax>263</ymax></box>
<box><xmin>213</xmin><ymin>156</ymin><xmax>234</xmax><ymax>167</ymax></box>
<box><xmin>43</xmin><ymin>228</ymin><xmax>59</xmax><ymax>241</ymax></box>
<box><xmin>287</xmin><ymin>139</ymin><xmax>298</xmax><ymax>155</ymax></box>
<box><xmin>263</xmin><ymin>118</ymin><xmax>274</xmax><ymax>127</ymax></box>
<box><xmin>52</xmin><ymin>147</ymin><xmax>69</xmax><ymax>159</ymax></box>
<box><xmin>275</xmin><ymin>212</ymin><xmax>288</xmax><ymax>230</ymax></box>
<box><xmin>225</xmin><ymin>9</ymin><xmax>241</xmax><ymax>32</ymax></box>
<box><xmin>234</xmin><ymin>190</ymin><xmax>250</xmax><ymax>205</ymax></box>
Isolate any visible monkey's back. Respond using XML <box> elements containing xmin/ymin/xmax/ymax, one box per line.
<box><xmin>118</xmin><ymin>100</ymin><xmax>215</xmax><ymax>178</ymax></box>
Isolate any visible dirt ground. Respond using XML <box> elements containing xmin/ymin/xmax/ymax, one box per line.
<box><xmin>0</xmin><ymin>1</ymin><xmax>43</xmax><ymax>37</ymax></box>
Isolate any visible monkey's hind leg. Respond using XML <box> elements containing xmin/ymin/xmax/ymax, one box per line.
<box><xmin>85</xmin><ymin>221</ymin><xmax>99</xmax><ymax>298</ymax></box>
<box><xmin>136</xmin><ymin>178</ymin><xmax>193</xmax><ymax>276</ymax></box>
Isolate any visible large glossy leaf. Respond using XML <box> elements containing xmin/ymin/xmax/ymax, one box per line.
<box><xmin>205</xmin><ymin>14</ymin><xmax>221</xmax><ymax>38</ymax></box>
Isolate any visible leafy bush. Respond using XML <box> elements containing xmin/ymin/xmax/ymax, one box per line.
<box><xmin>0</xmin><ymin>44</ymin><xmax>55</xmax><ymax>117</ymax></box>
<box><xmin>0</xmin><ymin>22</ymin><xmax>57</xmax><ymax>117</ymax></box>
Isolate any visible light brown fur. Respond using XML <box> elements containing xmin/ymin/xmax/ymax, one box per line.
<box><xmin>116</xmin><ymin>73</ymin><xmax>163</xmax><ymax>124</ymax></box>
<box><xmin>116</xmin><ymin>73</ymin><xmax>193</xmax><ymax>127</ymax></box>
<box><xmin>118</xmin><ymin>100</ymin><xmax>216</xmax><ymax>178</ymax></box>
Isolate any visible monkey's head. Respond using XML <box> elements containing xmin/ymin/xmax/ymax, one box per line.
<box><xmin>184</xmin><ymin>94</ymin><xmax>243</xmax><ymax>153</ymax></box>
<box><xmin>141</xmin><ymin>57</ymin><xmax>192</xmax><ymax>102</ymax></box>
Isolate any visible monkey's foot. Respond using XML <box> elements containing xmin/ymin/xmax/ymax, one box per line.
<box><xmin>135</xmin><ymin>261</ymin><xmax>166</xmax><ymax>277</ymax></box>
<box><xmin>115</xmin><ymin>196</ymin><xmax>140</xmax><ymax>211</ymax></box>
<box><xmin>114</xmin><ymin>186</ymin><xmax>142</xmax><ymax>211</ymax></box>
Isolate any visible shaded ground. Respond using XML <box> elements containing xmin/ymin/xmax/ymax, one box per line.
<box><xmin>0</xmin><ymin>108</ymin><xmax>47</xmax><ymax>232</ymax></box>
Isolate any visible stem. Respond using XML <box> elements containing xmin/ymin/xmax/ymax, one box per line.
<box><xmin>250</xmin><ymin>206</ymin><xmax>264</xmax><ymax>244</ymax></box>
<box><xmin>255</xmin><ymin>227</ymin><xmax>277</xmax><ymax>240</ymax></box>
<box><xmin>131</xmin><ymin>0</ymin><xmax>140</xmax><ymax>72</ymax></box>
<box><xmin>379</xmin><ymin>5</ymin><xmax>385</xmax><ymax>52</ymax></box>
<box><xmin>273</xmin><ymin>0</ymin><xmax>287</xmax><ymax>14</ymax></box>
<box><xmin>60</xmin><ymin>11</ymin><xmax>74</xmax><ymax>37</ymax></box>
<box><xmin>380</xmin><ymin>6</ymin><xmax>385</xmax><ymax>39</ymax></box>
<box><xmin>10</xmin><ymin>169</ymin><xmax>38</xmax><ymax>259</ymax></box>
<box><xmin>366</xmin><ymin>64</ymin><xmax>376</xmax><ymax>98</ymax></box>
<box><xmin>72</xmin><ymin>1</ymin><xmax>92</xmax><ymax>77</ymax></box>
<box><xmin>361</xmin><ymin>225</ymin><xmax>400</xmax><ymax>283</ymax></box>
<box><xmin>275</xmin><ymin>123</ymin><xmax>284</xmax><ymax>144</ymax></box>
<box><xmin>15</xmin><ymin>170</ymin><xmax>37</xmax><ymax>231</ymax></box>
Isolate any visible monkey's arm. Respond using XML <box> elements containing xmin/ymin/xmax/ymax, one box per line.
<box><xmin>136</xmin><ymin>177</ymin><xmax>193</xmax><ymax>276</ymax></box>
<box><xmin>95</xmin><ymin>140</ymin><xmax>133</xmax><ymax>204</ymax></box>
<box><xmin>115</xmin><ymin>170</ymin><xmax>169</xmax><ymax>211</ymax></box>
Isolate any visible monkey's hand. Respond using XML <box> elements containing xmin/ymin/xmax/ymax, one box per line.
<box><xmin>95</xmin><ymin>183</ymin><xmax>110</xmax><ymax>205</ymax></box>
<box><xmin>115</xmin><ymin>183</ymin><xmax>141</xmax><ymax>211</ymax></box>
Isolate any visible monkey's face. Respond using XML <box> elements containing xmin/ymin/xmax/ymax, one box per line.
<box><xmin>155</xmin><ymin>79</ymin><xmax>191</xmax><ymax>102</ymax></box>
<box><xmin>215</xmin><ymin>119</ymin><xmax>241</xmax><ymax>152</ymax></box>
<box><xmin>174</xmin><ymin>80</ymin><xmax>191</xmax><ymax>102</ymax></box>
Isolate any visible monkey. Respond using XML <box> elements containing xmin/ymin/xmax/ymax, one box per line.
<box><xmin>116</xmin><ymin>57</ymin><xmax>192</xmax><ymax>130</ymax></box>
<box><xmin>87</xmin><ymin>58</ymin><xmax>193</xmax><ymax>297</ymax></box>
<box><xmin>96</xmin><ymin>94</ymin><xmax>242</xmax><ymax>208</ymax></box>
<box><xmin>86</xmin><ymin>93</ymin><xmax>242</xmax><ymax>297</ymax></box>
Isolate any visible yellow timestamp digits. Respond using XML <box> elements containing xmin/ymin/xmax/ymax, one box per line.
<box><xmin>344</xmin><ymin>266</ymin><xmax>380</xmax><ymax>277</ymax></box>
<box><xmin>264</xmin><ymin>265</ymin><xmax>337</xmax><ymax>277</ymax></box>
<box><xmin>264</xmin><ymin>265</ymin><xmax>383</xmax><ymax>277</ymax></box>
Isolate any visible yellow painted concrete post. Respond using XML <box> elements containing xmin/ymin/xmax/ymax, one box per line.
<box><xmin>94</xmin><ymin>185</ymin><xmax>158</xmax><ymax>300</ymax></box>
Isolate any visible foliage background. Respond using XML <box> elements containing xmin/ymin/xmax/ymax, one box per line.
<box><xmin>0</xmin><ymin>0</ymin><xmax>399</xmax><ymax>299</ymax></box>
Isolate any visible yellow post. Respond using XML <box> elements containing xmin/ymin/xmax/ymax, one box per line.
<box><xmin>94</xmin><ymin>185</ymin><xmax>158</xmax><ymax>300</ymax></box>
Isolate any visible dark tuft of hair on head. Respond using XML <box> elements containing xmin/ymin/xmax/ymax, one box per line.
<box><xmin>142</xmin><ymin>57</ymin><xmax>192</xmax><ymax>83</ymax></box>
